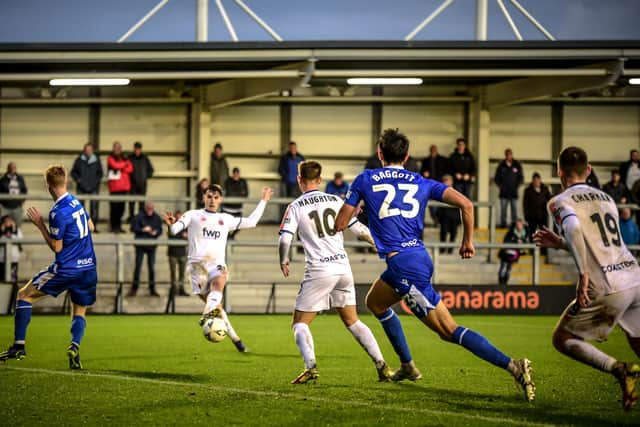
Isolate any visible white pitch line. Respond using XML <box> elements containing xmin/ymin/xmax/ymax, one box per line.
<box><xmin>4</xmin><ymin>366</ymin><xmax>556</xmax><ymax>427</ymax></box>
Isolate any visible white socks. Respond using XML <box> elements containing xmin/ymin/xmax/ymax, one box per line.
<box><xmin>564</xmin><ymin>338</ymin><xmax>617</xmax><ymax>372</ymax></box>
<box><xmin>220</xmin><ymin>309</ymin><xmax>240</xmax><ymax>342</ymax></box>
<box><xmin>348</xmin><ymin>320</ymin><xmax>385</xmax><ymax>369</ymax></box>
<box><xmin>293</xmin><ymin>322</ymin><xmax>316</xmax><ymax>369</ymax></box>
<box><xmin>203</xmin><ymin>291</ymin><xmax>223</xmax><ymax>315</ymax></box>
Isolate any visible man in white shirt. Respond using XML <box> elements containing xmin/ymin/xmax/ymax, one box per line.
<box><xmin>278</xmin><ymin>160</ymin><xmax>392</xmax><ymax>384</ymax></box>
<box><xmin>534</xmin><ymin>146</ymin><xmax>640</xmax><ymax>411</ymax></box>
<box><xmin>164</xmin><ymin>183</ymin><xmax>273</xmax><ymax>352</ymax></box>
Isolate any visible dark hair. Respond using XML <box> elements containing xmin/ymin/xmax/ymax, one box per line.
<box><xmin>334</xmin><ymin>171</ymin><xmax>343</xmax><ymax>179</ymax></box>
<box><xmin>299</xmin><ymin>160</ymin><xmax>322</xmax><ymax>182</ymax></box>
<box><xmin>214</xmin><ymin>143</ymin><xmax>223</xmax><ymax>150</ymax></box>
<box><xmin>232</xmin><ymin>167</ymin><xmax>240</xmax><ymax>174</ymax></box>
<box><xmin>611</xmin><ymin>168</ymin><xmax>620</xmax><ymax>175</ymax></box>
<box><xmin>456</xmin><ymin>137</ymin><xmax>466</xmax><ymax>145</ymax></box>
<box><xmin>558</xmin><ymin>146</ymin><xmax>588</xmax><ymax>177</ymax></box>
<box><xmin>206</xmin><ymin>184</ymin><xmax>223</xmax><ymax>196</ymax></box>
<box><xmin>532</xmin><ymin>172</ymin><xmax>541</xmax><ymax>179</ymax></box>
<box><xmin>378</xmin><ymin>128</ymin><xmax>409</xmax><ymax>164</ymax></box>
<box><xmin>134</xmin><ymin>141</ymin><xmax>142</xmax><ymax>149</ymax></box>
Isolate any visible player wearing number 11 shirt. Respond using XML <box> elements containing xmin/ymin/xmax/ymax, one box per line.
<box><xmin>336</xmin><ymin>129</ymin><xmax>535</xmax><ymax>401</ymax></box>
<box><xmin>1</xmin><ymin>165</ymin><xmax>97</xmax><ymax>369</ymax></box>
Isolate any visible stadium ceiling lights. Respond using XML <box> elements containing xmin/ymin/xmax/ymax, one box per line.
<box><xmin>630</xmin><ymin>78</ymin><xmax>640</xmax><ymax>85</ymax></box>
<box><xmin>49</xmin><ymin>78</ymin><xmax>131</xmax><ymax>86</ymax></box>
<box><xmin>347</xmin><ymin>78</ymin><xmax>423</xmax><ymax>86</ymax></box>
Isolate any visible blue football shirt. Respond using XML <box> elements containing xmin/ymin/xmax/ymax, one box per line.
<box><xmin>345</xmin><ymin>166</ymin><xmax>448</xmax><ymax>257</ymax></box>
<box><xmin>48</xmin><ymin>192</ymin><xmax>97</xmax><ymax>272</ymax></box>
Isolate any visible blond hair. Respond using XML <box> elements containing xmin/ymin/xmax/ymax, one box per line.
<box><xmin>45</xmin><ymin>164</ymin><xmax>67</xmax><ymax>188</ymax></box>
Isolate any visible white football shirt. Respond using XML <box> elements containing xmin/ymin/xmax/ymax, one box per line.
<box><xmin>280</xmin><ymin>190</ymin><xmax>356</xmax><ymax>278</ymax></box>
<box><xmin>549</xmin><ymin>183</ymin><xmax>640</xmax><ymax>294</ymax></box>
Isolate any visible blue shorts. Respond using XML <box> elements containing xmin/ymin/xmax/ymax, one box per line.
<box><xmin>380</xmin><ymin>250</ymin><xmax>441</xmax><ymax>318</ymax></box>
<box><xmin>32</xmin><ymin>265</ymin><xmax>98</xmax><ymax>306</ymax></box>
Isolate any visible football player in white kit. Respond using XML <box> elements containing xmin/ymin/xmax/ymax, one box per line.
<box><xmin>164</xmin><ymin>183</ymin><xmax>273</xmax><ymax>352</ymax></box>
<box><xmin>278</xmin><ymin>160</ymin><xmax>393</xmax><ymax>384</ymax></box>
<box><xmin>534</xmin><ymin>147</ymin><xmax>640</xmax><ymax>411</ymax></box>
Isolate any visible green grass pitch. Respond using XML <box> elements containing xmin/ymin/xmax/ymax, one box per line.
<box><xmin>1</xmin><ymin>314</ymin><xmax>638</xmax><ymax>426</ymax></box>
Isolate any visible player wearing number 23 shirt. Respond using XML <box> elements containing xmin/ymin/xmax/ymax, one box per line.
<box><xmin>0</xmin><ymin>165</ymin><xmax>97</xmax><ymax>369</ymax></box>
<box><xmin>336</xmin><ymin>129</ymin><xmax>535</xmax><ymax>401</ymax></box>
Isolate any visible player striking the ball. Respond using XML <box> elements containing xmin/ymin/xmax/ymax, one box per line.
<box><xmin>534</xmin><ymin>146</ymin><xmax>640</xmax><ymax>411</ymax></box>
<box><xmin>164</xmin><ymin>184</ymin><xmax>273</xmax><ymax>352</ymax></box>
<box><xmin>278</xmin><ymin>160</ymin><xmax>393</xmax><ymax>384</ymax></box>
<box><xmin>0</xmin><ymin>165</ymin><xmax>97</xmax><ymax>369</ymax></box>
<box><xmin>336</xmin><ymin>129</ymin><xmax>535</xmax><ymax>401</ymax></box>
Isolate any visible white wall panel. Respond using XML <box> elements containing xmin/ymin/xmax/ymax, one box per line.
<box><xmin>382</xmin><ymin>104</ymin><xmax>465</xmax><ymax>158</ymax></box>
<box><xmin>211</xmin><ymin>106</ymin><xmax>280</xmax><ymax>154</ymax></box>
<box><xmin>564</xmin><ymin>106</ymin><xmax>640</xmax><ymax>161</ymax></box>
<box><xmin>490</xmin><ymin>106</ymin><xmax>552</xmax><ymax>160</ymax></box>
<box><xmin>291</xmin><ymin>105</ymin><xmax>371</xmax><ymax>156</ymax></box>
<box><xmin>101</xmin><ymin>105</ymin><xmax>187</xmax><ymax>152</ymax></box>
<box><xmin>0</xmin><ymin>107</ymin><xmax>89</xmax><ymax>150</ymax></box>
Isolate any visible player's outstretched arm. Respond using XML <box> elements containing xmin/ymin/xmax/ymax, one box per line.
<box><xmin>163</xmin><ymin>211</ymin><xmax>176</xmax><ymax>226</ymax></box>
<box><xmin>532</xmin><ymin>226</ymin><xmax>567</xmax><ymax>250</ymax></box>
<box><xmin>347</xmin><ymin>220</ymin><xmax>376</xmax><ymax>250</ymax></box>
<box><xmin>26</xmin><ymin>207</ymin><xmax>62</xmax><ymax>253</ymax></box>
<box><xmin>336</xmin><ymin>203</ymin><xmax>357</xmax><ymax>232</ymax></box>
<box><xmin>237</xmin><ymin>187</ymin><xmax>273</xmax><ymax>229</ymax></box>
<box><xmin>441</xmin><ymin>187</ymin><xmax>475</xmax><ymax>259</ymax></box>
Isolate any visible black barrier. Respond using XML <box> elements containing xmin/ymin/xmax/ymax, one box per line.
<box><xmin>354</xmin><ymin>284</ymin><xmax>576</xmax><ymax>315</ymax></box>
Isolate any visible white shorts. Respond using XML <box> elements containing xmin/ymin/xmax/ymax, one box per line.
<box><xmin>556</xmin><ymin>285</ymin><xmax>640</xmax><ymax>341</ymax></box>
<box><xmin>295</xmin><ymin>274</ymin><xmax>356</xmax><ymax>312</ymax></box>
<box><xmin>186</xmin><ymin>262</ymin><xmax>227</xmax><ymax>295</ymax></box>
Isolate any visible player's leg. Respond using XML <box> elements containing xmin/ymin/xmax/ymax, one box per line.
<box><xmin>418</xmin><ymin>299</ymin><xmax>535</xmax><ymax>401</ymax></box>
<box><xmin>67</xmin><ymin>304</ymin><xmax>87</xmax><ymax>370</ymax></box>
<box><xmin>611</xmin><ymin>288</ymin><xmax>640</xmax><ymax>410</ymax></box>
<box><xmin>0</xmin><ymin>280</ymin><xmax>46</xmax><ymax>361</ymax></box>
<box><xmin>366</xmin><ymin>278</ymin><xmax>418</xmax><ymax>380</ymax></box>
<box><xmin>217</xmin><ymin>306</ymin><xmax>247</xmax><ymax>353</ymax></box>
<box><xmin>291</xmin><ymin>310</ymin><xmax>320</xmax><ymax>384</ymax></box>
<box><xmin>337</xmin><ymin>305</ymin><xmax>392</xmax><ymax>381</ymax></box>
<box><xmin>201</xmin><ymin>267</ymin><xmax>227</xmax><ymax>320</ymax></box>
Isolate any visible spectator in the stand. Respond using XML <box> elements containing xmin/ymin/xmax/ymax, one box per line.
<box><xmin>129</xmin><ymin>201</ymin><xmax>163</xmax><ymax>297</ymax></box>
<box><xmin>449</xmin><ymin>137</ymin><xmax>475</xmax><ymax>199</ymax></box>
<box><xmin>494</xmin><ymin>148</ymin><xmax>524</xmax><ymax>228</ymax></box>
<box><xmin>278</xmin><ymin>141</ymin><xmax>305</xmax><ymax>200</ymax></box>
<box><xmin>0</xmin><ymin>215</ymin><xmax>21</xmax><ymax>283</ymax></box>
<box><xmin>0</xmin><ymin>162</ymin><xmax>28</xmax><ymax>228</ymax></box>
<box><xmin>71</xmin><ymin>143</ymin><xmax>103</xmax><ymax>232</ymax></box>
<box><xmin>195</xmin><ymin>178</ymin><xmax>209</xmax><ymax>209</ymax></box>
<box><xmin>209</xmin><ymin>143</ymin><xmax>229</xmax><ymax>187</ymax></box>
<box><xmin>107</xmin><ymin>142</ymin><xmax>133</xmax><ymax>233</ymax></box>
<box><xmin>603</xmin><ymin>169</ymin><xmax>630</xmax><ymax>204</ymax></box>
<box><xmin>325</xmin><ymin>172</ymin><xmax>349</xmax><ymax>199</ymax></box>
<box><xmin>586</xmin><ymin>169</ymin><xmax>600</xmax><ymax>189</ymax></box>
<box><xmin>619</xmin><ymin>207</ymin><xmax>640</xmax><ymax>247</ymax></box>
<box><xmin>421</xmin><ymin>144</ymin><xmax>450</xmax><ymax>226</ymax></box>
<box><xmin>128</xmin><ymin>141</ymin><xmax>154</xmax><ymax>224</ymax></box>
<box><xmin>167</xmin><ymin>210</ymin><xmax>188</xmax><ymax>296</ymax></box>
<box><xmin>523</xmin><ymin>172</ymin><xmax>552</xmax><ymax>236</ymax></box>
<box><xmin>498</xmin><ymin>219</ymin><xmax>529</xmax><ymax>285</ymax></box>
<box><xmin>436</xmin><ymin>175</ymin><xmax>461</xmax><ymax>254</ymax></box>
<box><xmin>620</xmin><ymin>149</ymin><xmax>640</xmax><ymax>192</ymax></box>
<box><xmin>222</xmin><ymin>167</ymin><xmax>248</xmax><ymax>240</ymax></box>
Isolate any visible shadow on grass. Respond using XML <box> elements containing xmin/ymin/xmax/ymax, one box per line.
<box><xmin>99</xmin><ymin>369</ymin><xmax>210</xmax><ymax>383</ymax></box>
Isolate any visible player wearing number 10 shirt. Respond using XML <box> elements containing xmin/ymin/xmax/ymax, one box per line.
<box><xmin>336</xmin><ymin>129</ymin><xmax>535</xmax><ymax>401</ymax></box>
<box><xmin>1</xmin><ymin>165</ymin><xmax>97</xmax><ymax>369</ymax></box>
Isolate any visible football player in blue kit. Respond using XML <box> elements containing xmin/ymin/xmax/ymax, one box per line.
<box><xmin>0</xmin><ymin>165</ymin><xmax>97</xmax><ymax>369</ymax></box>
<box><xmin>336</xmin><ymin>129</ymin><xmax>535</xmax><ymax>401</ymax></box>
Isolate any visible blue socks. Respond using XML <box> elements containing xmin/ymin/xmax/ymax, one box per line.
<box><xmin>70</xmin><ymin>316</ymin><xmax>86</xmax><ymax>346</ymax></box>
<box><xmin>453</xmin><ymin>326</ymin><xmax>510</xmax><ymax>369</ymax></box>
<box><xmin>14</xmin><ymin>300</ymin><xmax>32</xmax><ymax>344</ymax></box>
<box><xmin>376</xmin><ymin>308</ymin><xmax>412</xmax><ymax>363</ymax></box>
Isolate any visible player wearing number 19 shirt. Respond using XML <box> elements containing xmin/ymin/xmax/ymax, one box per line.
<box><xmin>0</xmin><ymin>165</ymin><xmax>97</xmax><ymax>369</ymax></box>
<box><xmin>533</xmin><ymin>147</ymin><xmax>640</xmax><ymax>411</ymax></box>
<box><xmin>336</xmin><ymin>129</ymin><xmax>535</xmax><ymax>401</ymax></box>
<box><xmin>278</xmin><ymin>160</ymin><xmax>392</xmax><ymax>384</ymax></box>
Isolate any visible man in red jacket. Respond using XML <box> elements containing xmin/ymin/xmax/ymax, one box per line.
<box><xmin>107</xmin><ymin>141</ymin><xmax>133</xmax><ymax>233</ymax></box>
